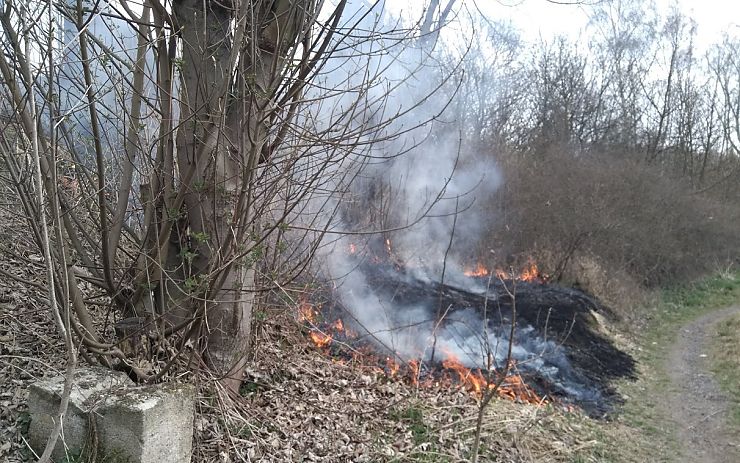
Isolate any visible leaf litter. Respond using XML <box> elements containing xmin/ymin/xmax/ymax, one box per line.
<box><xmin>0</xmin><ymin>202</ymin><xmax>615</xmax><ymax>463</ymax></box>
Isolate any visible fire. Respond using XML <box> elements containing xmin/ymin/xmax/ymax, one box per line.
<box><xmin>463</xmin><ymin>259</ymin><xmax>548</xmax><ymax>283</ymax></box>
<box><xmin>495</xmin><ymin>372</ymin><xmax>544</xmax><ymax>403</ymax></box>
<box><xmin>309</xmin><ymin>331</ymin><xmax>333</xmax><ymax>348</ymax></box>
<box><xmin>442</xmin><ymin>355</ymin><xmax>486</xmax><ymax>394</ymax></box>
<box><xmin>299</xmin><ymin>298</ymin><xmax>353</xmax><ymax>349</ymax></box>
<box><xmin>349</xmin><ymin>243</ymin><xmax>357</xmax><ymax>254</ymax></box>
<box><xmin>386</xmin><ymin>357</ymin><xmax>400</xmax><ymax>376</ymax></box>
<box><xmin>297</xmin><ymin>301</ymin><xmax>545</xmax><ymax>405</ymax></box>
<box><xmin>298</xmin><ymin>299</ymin><xmax>333</xmax><ymax>348</ymax></box>
<box><xmin>440</xmin><ymin>352</ymin><xmax>544</xmax><ymax>404</ymax></box>
<box><xmin>298</xmin><ymin>299</ymin><xmax>317</xmax><ymax>323</ymax></box>
<box><xmin>463</xmin><ymin>263</ymin><xmax>489</xmax><ymax>277</ymax></box>
<box><xmin>519</xmin><ymin>261</ymin><xmax>543</xmax><ymax>283</ymax></box>
<box><xmin>408</xmin><ymin>359</ymin><xmax>421</xmax><ymax>385</ymax></box>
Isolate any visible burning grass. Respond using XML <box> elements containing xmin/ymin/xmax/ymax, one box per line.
<box><xmin>296</xmin><ymin>291</ymin><xmax>550</xmax><ymax>407</ymax></box>
<box><xmin>295</xmin><ymin>258</ymin><xmax>636</xmax><ymax>418</ymax></box>
<box><xmin>191</xmin><ymin>306</ymin><xmax>619</xmax><ymax>462</ymax></box>
<box><xmin>158</xmin><ymin>272</ymin><xmax>740</xmax><ymax>462</ymax></box>
<box><xmin>0</xmin><ymin>198</ymin><xmax>640</xmax><ymax>463</ymax></box>
<box><xmin>453</xmin><ymin>259</ymin><xmax>548</xmax><ymax>283</ymax></box>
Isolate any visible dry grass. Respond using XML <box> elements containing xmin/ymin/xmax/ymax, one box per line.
<box><xmin>0</xmin><ymin>198</ymin><xmax>67</xmax><ymax>462</ymax></box>
<box><xmin>189</xmin><ymin>307</ymin><xmax>620</xmax><ymax>462</ymax></box>
<box><xmin>0</xmin><ymin>161</ymin><xmax>619</xmax><ymax>463</ymax></box>
<box><xmin>0</xmin><ymin>255</ymin><xmax>628</xmax><ymax>463</ymax></box>
<box><xmin>0</xmin><ymin>191</ymin><xmax>633</xmax><ymax>463</ymax></box>
<box><xmin>710</xmin><ymin>311</ymin><xmax>740</xmax><ymax>427</ymax></box>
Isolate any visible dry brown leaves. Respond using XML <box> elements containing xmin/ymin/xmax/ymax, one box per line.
<box><xmin>190</xmin><ymin>309</ymin><xmax>610</xmax><ymax>463</ymax></box>
<box><xmin>0</xmin><ymin>204</ymin><xmax>67</xmax><ymax>462</ymax></box>
<box><xmin>0</xmin><ymin>196</ymin><xmax>610</xmax><ymax>462</ymax></box>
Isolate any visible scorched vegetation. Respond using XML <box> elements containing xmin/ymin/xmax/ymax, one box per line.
<box><xmin>0</xmin><ymin>0</ymin><xmax>739</xmax><ymax>462</ymax></box>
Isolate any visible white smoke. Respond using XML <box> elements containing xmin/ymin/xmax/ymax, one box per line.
<box><xmin>311</xmin><ymin>0</ymin><xmax>507</xmax><ymax>360</ymax></box>
<box><xmin>303</xmin><ymin>1</ymin><xmax>502</xmax><ymax>270</ymax></box>
<box><xmin>302</xmin><ymin>1</ymin><xmax>599</xmax><ymax>402</ymax></box>
<box><xmin>322</xmin><ymin>238</ymin><xmax>602</xmax><ymax>402</ymax></box>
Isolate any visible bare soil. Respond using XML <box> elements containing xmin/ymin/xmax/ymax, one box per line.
<box><xmin>663</xmin><ymin>306</ymin><xmax>740</xmax><ymax>463</ymax></box>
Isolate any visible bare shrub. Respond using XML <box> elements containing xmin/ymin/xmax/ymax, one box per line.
<box><xmin>487</xmin><ymin>148</ymin><xmax>740</xmax><ymax>301</ymax></box>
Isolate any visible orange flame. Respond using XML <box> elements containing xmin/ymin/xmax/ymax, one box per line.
<box><xmin>463</xmin><ymin>263</ymin><xmax>489</xmax><ymax>277</ymax></box>
<box><xmin>464</xmin><ymin>259</ymin><xmax>548</xmax><ymax>283</ymax></box>
<box><xmin>442</xmin><ymin>355</ymin><xmax>486</xmax><ymax>394</ymax></box>
<box><xmin>408</xmin><ymin>359</ymin><xmax>421</xmax><ymax>385</ymax></box>
<box><xmin>386</xmin><ymin>357</ymin><xmax>400</xmax><ymax>376</ymax></box>
<box><xmin>439</xmin><ymin>352</ymin><xmax>544</xmax><ymax>404</ymax></box>
<box><xmin>298</xmin><ymin>300</ymin><xmax>316</xmax><ymax>323</ymax></box>
<box><xmin>302</xmin><ymin>319</ymin><xmax>545</xmax><ymax>403</ymax></box>
<box><xmin>519</xmin><ymin>261</ymin><xmax>542</xmax><ymax>282</ymax></box>
<box><xmin>349</xmin><ymin>243</ymin><xmax>357</xmax><ymax>254</ymax></box>
<box><xmin>309</xmin><ymin>331</ymin><xmax>332</xmax><ymax>348</ymax></box>
<box><xmin>299</xmin><ymin>290</ymin><xmax>545</xmax><ymax>404</ymax></box>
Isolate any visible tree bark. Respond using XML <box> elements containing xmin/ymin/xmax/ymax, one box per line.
<box><xmin>173</xmin><ymin>0</ymin><xmax>253</xmax><ymax>389</ymax></box>
<box><xmin>172</xmin><ymin>0</ymin><xmax>309</xmax><ymax>391</ymax></box>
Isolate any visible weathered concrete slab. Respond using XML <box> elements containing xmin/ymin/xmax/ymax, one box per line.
<box><xmin>27</xmin><ymin>366</ymin><xmax>133</xmax><ymax>462</ymax></box>
<box><xmin>28</xmin><ymin>367</ymin><xmax>195</xmax><ymax>463</ymax></box>
<box><xmin>96</xmin><ymin>382</ymin><xmax>195</xmax><ymax>463</ymax></box>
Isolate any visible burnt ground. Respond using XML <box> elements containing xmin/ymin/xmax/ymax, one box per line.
<box><xmin>663</xmin><ymin>306</ymin><xmax>740</xmax><ymax>463</ymax></box>
<box><xmin>322</xmin><ymin>264</ymin><xmax>637</xmax><ymax>417</ymax></box>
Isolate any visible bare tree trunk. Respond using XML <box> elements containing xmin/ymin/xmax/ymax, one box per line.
<box><xmin>172</xmin><ymin>0</ymin><xmax>309</xmax><ymax>391</ymax></box>
<box><xmin>172</xmin><ymin>0</ymin><xmax>252</xmax><ymax>389</ymax></box>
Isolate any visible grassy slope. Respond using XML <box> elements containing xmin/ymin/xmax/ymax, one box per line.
<box><xmin>601</xmin><ymin>272</ymin><xmax>740</xmax><ymax>462</ymax></box>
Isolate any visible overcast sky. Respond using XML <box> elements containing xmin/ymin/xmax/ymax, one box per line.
<box><xmin>385</xmin><ymin>0</ymin><xmax>740</xmax><ymax>50</ymax></box>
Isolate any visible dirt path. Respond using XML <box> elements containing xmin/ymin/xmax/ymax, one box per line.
<box><xmin>663</xmin><ymin>306</ymin><xmax>740</xmax><ymax>463</ymax></box>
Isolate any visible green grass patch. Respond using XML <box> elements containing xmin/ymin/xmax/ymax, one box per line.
<box><xmin>710</xmin><ymin>312</ymin><xmax>740</xmax><ymax>427</ymax></box>
<box><xmin>239</xmin><ymin>379</ymin><xmax>262</xmax><ymax>395</ymax></box>
<box><xmin>662</xmin><ymin>272</ymin><xmax>740</xmax><ymax>314</ymax></box>
<box><xmin>389</xmin><ymin>405</ymin><xmax>432</xmax><ymax>446</ymax></box>
<box><xmin>635</xmin><ymin>272</ymin><xmax>740</xmax><ymax>375</ymax></box>
<box><xmin>387</xmin><ymin>405</ymin><xmax>451</xmax><ymax>462</ymax></box>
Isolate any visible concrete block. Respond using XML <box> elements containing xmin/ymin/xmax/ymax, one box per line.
<box><xmin>28</xmin><ymin>368</ymin><xmax>194</xmax><ymax>463</ymax></box>
<box><xmin>27</xmin><ymin>366</ymin><xmax>133</xmax><ymax>462</ymax></box>
<box><xmin>96</xmin><ymin>383</ymin><xmax>195</xmax><ymax>463</ymax></box>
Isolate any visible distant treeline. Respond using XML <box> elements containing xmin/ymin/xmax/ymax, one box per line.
<box><xmin>430</xmin><ymin>2</ymin><xmax>740</xmax><ymax>301</ymax></box>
